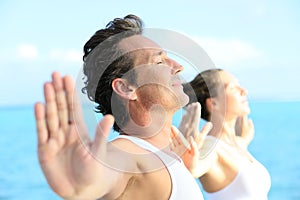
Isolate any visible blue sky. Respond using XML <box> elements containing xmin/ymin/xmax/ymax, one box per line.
<box><xmin>0</xmin><ymin>0</ymin><xmax>300</xmax><ymax>106</ymax></box>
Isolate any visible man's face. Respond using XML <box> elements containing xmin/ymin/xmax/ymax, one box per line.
<box><xmin>119</xmin><ymin>35</ymin><xmax>189</xmax><ymax>111</ymax></box>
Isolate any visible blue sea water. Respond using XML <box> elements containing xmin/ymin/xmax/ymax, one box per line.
<box><xmin>0</xmin><ymin>101</ymin><xmax>299</xmax><ymax>200</ymax></box>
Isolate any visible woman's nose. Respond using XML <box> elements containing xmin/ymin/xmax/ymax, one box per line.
<box><xmin>241</xmin><ymin>87</ymin><xmax>248</xmax><ymax>95</ymax></box>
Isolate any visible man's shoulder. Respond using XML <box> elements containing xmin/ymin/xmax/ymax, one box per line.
<box><xmin>108</xmin><ymin>138</ymin><xmax>167</xmax><ymax>173</ymax></box>
<box><xmin>109</xmin><ymin>137</ymin><xmax>152</xmax><ymax>154</ymax></box>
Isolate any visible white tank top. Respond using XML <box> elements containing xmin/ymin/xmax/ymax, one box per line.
<box><xmin>204</xmin><ymin>136</ymin><xmax>271</xmax><ymax>200</ymax></box>
<box><xmin>114</xmin><ymin>135</ymin><xmax>204</xmax><ymax>200</ymax></box>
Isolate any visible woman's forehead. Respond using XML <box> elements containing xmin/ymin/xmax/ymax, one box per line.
<box><xmin>219</xmin><ymin>71</ymin><xmax>237</xmax><ymax>84</ymax></box>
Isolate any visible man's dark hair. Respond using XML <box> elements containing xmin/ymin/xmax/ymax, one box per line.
<box><xmin>82</xmin><ymin>14</ymin><xmax>144</xmax><ymax>132</ymax></box>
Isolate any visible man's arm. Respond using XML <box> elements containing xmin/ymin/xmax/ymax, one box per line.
<box><xmin>34</xmin><ymin>72</ymin><xmax>124</xmax><ymax>199</ymax></box>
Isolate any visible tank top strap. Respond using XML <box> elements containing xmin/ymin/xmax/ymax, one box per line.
<box><xmin>113</xmin><ymin>135</ymin><xmax>180</xmax><ymax>164</ymax></box>
<box><xmin>115</xmin><ymin>135</ymin><xmax>161</xmax><ymax>152</ymax></box>
<box><xmin>113</xmin><ymin>135</ymin><xmax>204</xmax><ymax>200</ymax></box>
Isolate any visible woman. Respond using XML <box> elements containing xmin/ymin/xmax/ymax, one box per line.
<box><xmin>172</xmin><ymin>69</ymin><xmax>271</xmax><ymax>199</ymax></box>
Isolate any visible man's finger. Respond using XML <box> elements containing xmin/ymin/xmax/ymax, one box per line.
<box><xmin>52</xmin><ymin>72</ymin><xmax>68</xmax><ymax>132</ymax></box>
<box><xmin>34</xmin><ymin>102</ymin><xmax>48</xmax><ymax>145</ymax></box>
<box><xmin>92</xmin><ymin>115</ymin><xmax>115</xmax><ymax>157</ymax></box>
<box><xmin>64</xmin><ymin>75</ymin><xmax>76</xmax><ymax>124</ymax></box>
<box><xmin>44</xmin><ymin>83</ymin><xmax>59</xmax><ymax>139</ymax></box>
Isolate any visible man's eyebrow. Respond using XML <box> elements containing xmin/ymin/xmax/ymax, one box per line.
<box><xmin>153</xmin><ymin>50</ymin><xmax>164</xmax><ymax>56</ymax></box>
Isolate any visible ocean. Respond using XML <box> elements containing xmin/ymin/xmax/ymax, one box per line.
<box><xmin>0</xmin><ymin>101</ymin><xmax>299</xmax><ymax>200</ymax></box>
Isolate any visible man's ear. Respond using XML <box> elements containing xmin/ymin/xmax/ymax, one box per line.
<box><xmin>112</xmin><ymin>78</ymin><xmax>137</xmax><ymax>100</ymax></box>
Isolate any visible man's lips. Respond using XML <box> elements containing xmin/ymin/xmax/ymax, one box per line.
<box><xmin>172</xmin><ymin>80</ymin><xmax>182</xmax><ymax>87</ymax></box>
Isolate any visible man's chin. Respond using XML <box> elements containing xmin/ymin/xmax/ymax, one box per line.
<box><xmin>178</xmin><ymin>93</ymin><xmax>190</xmax><ymax>108</ymax></box>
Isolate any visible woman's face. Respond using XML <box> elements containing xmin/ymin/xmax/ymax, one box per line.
<box><xmin>214</xmin><ymin>71</ymin><xmax>250</xmax><ymax>119</ymax></box>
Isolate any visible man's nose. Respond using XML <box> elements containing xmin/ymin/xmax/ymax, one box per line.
<box><xmin>168</xmin><ymin>59</ymin><xmax>183</xmax><ymax>74</ymax></box>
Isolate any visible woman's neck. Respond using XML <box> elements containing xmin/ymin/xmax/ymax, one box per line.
<box><xmin>209</xmin><ymin>114</ymin><xmax>238</xmax><ymax>144</ymax></box>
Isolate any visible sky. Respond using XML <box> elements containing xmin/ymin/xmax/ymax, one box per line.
<box><xmin>0</xmin><ymin>0</ymin><xmax>300</xmax><ymax>106</ymax></box>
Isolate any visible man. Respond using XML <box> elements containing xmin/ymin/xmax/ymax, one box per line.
<box><xmin>34</xmin><ymin>14</ymin><xmax>209</xmax><ymax>200</ymax></box>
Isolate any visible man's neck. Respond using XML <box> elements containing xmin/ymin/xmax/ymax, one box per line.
<box><xmin>123</xmin><ymin>110</ymin><xmax>174</xmax><ymax>149</ymax></box>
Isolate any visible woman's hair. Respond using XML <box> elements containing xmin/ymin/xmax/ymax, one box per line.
<box><xmin>183</xmin><ymin>69</ymin><xmax>223</xmax><ymax>121</ymax></box>
<box><xmin>82</xmin><ymin>14</ymin><xmax>143</xmax><ymax>132</ymax></box>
